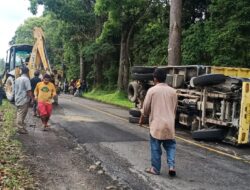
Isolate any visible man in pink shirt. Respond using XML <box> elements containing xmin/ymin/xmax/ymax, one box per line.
<box><xmin>139</xmin><ymin>68</ymin><xmax>178</xmax><ymax>177</ymax></box>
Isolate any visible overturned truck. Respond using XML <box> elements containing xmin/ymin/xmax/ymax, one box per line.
<box><xmin>128</xmin><ymin>65</ymin><xmax>250</xmax><ymax>145</ymax></box>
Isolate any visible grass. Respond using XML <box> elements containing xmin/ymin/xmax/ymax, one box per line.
<box><xmin>83</xmin><ymin>90</ymin><xmax>134</xmax><ymax>109</ymax></box>
<box><xmin>0</xmin><ymin>101</ymin><xmax>34</xmax><ymax>189</ymax></box>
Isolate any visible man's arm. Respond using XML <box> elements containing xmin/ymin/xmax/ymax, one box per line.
<box><xmin>34</xmin><ymin>84</ymin><xmax>39</xmax><ymax>100</ymax></box>
<box><xmin>25</xmin><ymin>78</ymin><xmax>33</xmax><ymax>101</ymax></box>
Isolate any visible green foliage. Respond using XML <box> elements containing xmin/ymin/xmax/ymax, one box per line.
<box><xmin>182</xmin><ymin>22</ymin><xmax>209</xmax><ymax>65</ymax></box>
<box><xmin>204</xmin><ymin>0</ymin><xmax>250</xmax><ymax>67</ymax></box>
<box><xmin>20</xmin><ymin>0</ymin><xmax>250</xmax><ymax>93</ymax></box>
<box><xmin>182</xmin><ymin>0</ymin><xmax>250</xmax><ymax>67</ymax></box>
<box><xmin>84</xmin><ymin>90</ymin><xmax>134</xmax><ymax>108</ymax></box>
<box><xmin>10</xmin><ymin>17</ymin><xmax>46</xmax><ymax>45</ymax></box>
<box><xmin>0</xmin><ymin>101</ymin><xmax>34</xmax><ymax>189</ymax></box>
<box><xmin>132</xmin><ymin>22</ymin><xmax>168</xmax><ymax>66</ymax></box>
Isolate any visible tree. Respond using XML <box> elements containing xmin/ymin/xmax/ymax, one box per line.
<box><xmin>205</xmin><ymin>0</ymin><xmax>250</xmax><ymax>67</ymax></box>
<box><xmin>131</xmin><ymin>1</ymin><xmax>170</xmax><ymax>66</ymax></box>
<box><xmin>168</xmin><ymin>0</ymin><xmax>182</xmax><ymax>66</ymax></box>
<box><xmin>95</xmin><ymin>0</ymin><xmax>151</xmax><ymax>91</ymax></box>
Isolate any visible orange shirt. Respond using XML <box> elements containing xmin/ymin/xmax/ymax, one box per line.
<box><xmin>34</xmin><ymin>81</ymin><xmax>57</xmax><ymax>104</ymax></box>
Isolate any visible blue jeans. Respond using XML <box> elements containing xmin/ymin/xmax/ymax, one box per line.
<box><xmin>150</xmin><ymin>135</ymin><xmax>176</xmax><ymax>173</ymax></box>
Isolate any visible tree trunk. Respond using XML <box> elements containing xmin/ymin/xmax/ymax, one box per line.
<box><xmin>79</xmin><ymin>51</ymin><xmax>85</xmax><ymax>81</ymax></box>
<box><xmin>117</xmin><ymin>31</ymin><xmax>129</xmax><ymax>91</ymax></box>
<box><xmin>93</xmin><ymin>16</ymin><xmax>103</xmax><ymax>88</ymax></box>
<box><xmin>94</xmin><ymin>54</ymin><xmax>102</xmax><ymax>88</ymax></box>
<box><xmin>168</xmin><ymin>0</ymin><xmax>182</xmax><ymax>66</ymax></box>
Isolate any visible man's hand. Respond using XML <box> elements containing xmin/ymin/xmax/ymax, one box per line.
<box><xmin>139</xmin><ymin>115</ymin><xmax>144</xmax><ymax>126</ymax></box>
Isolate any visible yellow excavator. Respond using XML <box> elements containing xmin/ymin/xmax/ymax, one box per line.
<box><xmin>1</xmin><ymin>27</ymin><xmax>60</xmax><ymax>102</ymax></box>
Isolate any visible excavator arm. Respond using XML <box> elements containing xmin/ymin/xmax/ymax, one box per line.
<box><xmin>28</xmin><ymin>27</ymin><xmax>52</xmax><ymax>78</ymax></box>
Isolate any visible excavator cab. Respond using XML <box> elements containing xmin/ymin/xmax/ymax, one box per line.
<box><xmin>2</xmin><ymin>27</ymin><xmax>59</xmax><ymax>103</ymax></box>
<box><xmin>3</xmin><ymin>45</ymin><xmax>33</xmax><ymax>101</ymax></box>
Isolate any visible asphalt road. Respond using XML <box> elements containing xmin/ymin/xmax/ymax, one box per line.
<box><xmin>44</xmin><ymin>94</ymin><xmax>250</xmax><ymax>190</ymax></box>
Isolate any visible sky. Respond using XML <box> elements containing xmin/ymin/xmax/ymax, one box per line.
<box><xmin>0</xmin><ymin>0</ymin><xmax>43</xmax><ymax>59</ymax></box>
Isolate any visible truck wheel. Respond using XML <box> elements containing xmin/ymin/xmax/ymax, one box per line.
<box><xmin>131</xmin><ymin>66</ymin><xmax>155</xmax><ymax>74</ymax></box>
<box><xmin>5</xmin><ymin>76</ymin><xmax>15</xmax><ymax>102</ymax></box>
<box><xmin>192</xmin><ymin>128</ymin><xmax>227</xmax><ymax>141</ymax></box>
<box><xmin>131</xmin><ymin>73</ymin><xmax>153</xmax><ymax>81</ymax></box>
<box><xmin>190</xmin><ymin>74</ymin><xmax>227</xmax><ymax>87</ymax></box>
<box><xmin>129</xmin><ymin>108</ymin><xmax>141</xmax><ymax>117</ymax></box>
<box><xmin>129</xmin><ymin>116</ymin><xmax>149</xmax><ymax>124</ymax></box>
<box><xmin>128</xmin><ymin>82</ymin><xmax>138</xmax><ymax>102</ymax></box>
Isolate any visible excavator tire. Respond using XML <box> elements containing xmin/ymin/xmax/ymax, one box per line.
<box><xmin>128</xmin><ymin>81</ymin><xmax>138</xmax><ymax>102</ymax></box>
<box><xmin>5</xmin><ymin>76</ymin><xmax>15</xmax><ymax>102</ymax></box>
<box><xmin>192</xmin><ymin>128</ymin><xmax>227</xmax><ymax>141</ymax></box>
<box><xmin>129</xmin><ymin>108</ymin><xmax>141</xmax><ymax>117</ymax></box>
<box><xmin>190</xmin><ymin>74</ymin><xmax>227</xmax><ymax>87</ymax></box>
<box><xmin>131</xmin><ymin>66</ymin><xmax>156</xmax><ymax>74</ymax></box>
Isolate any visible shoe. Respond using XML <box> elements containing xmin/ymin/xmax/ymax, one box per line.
<box><xmin>17</xmin><ymin>128</ymin><xmax>28</xmax><ymax>134</ymax></box>
<box><xmin>169</xmin><ymin>169</ymin><xmax>176</xmax><ymax>177</ymax></box>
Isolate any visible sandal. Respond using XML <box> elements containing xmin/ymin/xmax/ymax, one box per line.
<box><xmin>145</xmin><ymin>167</ymin><xmax>160</xmax><ymax>175</ymax></box>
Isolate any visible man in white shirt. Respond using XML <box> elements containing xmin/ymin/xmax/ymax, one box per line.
<box><xmin>15</xmin><ymin>67</ymin><xmax>33</xmax><ymax>134</ymax></box>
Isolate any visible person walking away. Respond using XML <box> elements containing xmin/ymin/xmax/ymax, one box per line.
<box><xmin>34</xmin><ymin>74</ymin><xmax>57</xmax><ymax>131</ymax></box>
<box><xmin>14</xmin><ymin>67</ymin><xmax>33</xmax><ymax>134</ymax></box>
<box><xmin>139</xmin><ymin>68</ymin><xmax>178</xmax><ymax>177</ymax></box>
<box><xmin>30</xmin><ymin>70</ymin><xmax>41</xmax><ymax>116</ymax></box>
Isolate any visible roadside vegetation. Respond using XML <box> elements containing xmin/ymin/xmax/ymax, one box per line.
<box><xmin>84</xmin><ymin>90</ymin><xmax>134</xmax><ymax>109</ymax></box>
<box><xmin>0</xmin><ymin>101</ymin><xmax>34</xmax><ymax>189</ymax></box>
<box><xmin>10</xmin><ymin>0</ymin><xmax>249</xmax><ymax>94</ymax></box>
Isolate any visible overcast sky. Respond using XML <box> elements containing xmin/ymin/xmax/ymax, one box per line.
<box><xmin>0</xmin><ymin>0</ymin><xmax>43</xmax><ymax>59</ymax></box>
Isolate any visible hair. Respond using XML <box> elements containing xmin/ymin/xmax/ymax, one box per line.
<box><xmin>43</xmin><ymin>74</ymin><xmax>51</xmax><ymax>80</ymax></box>
<box><xmin>34</xmin><ymin>70</ymin><xmax>40</xmax><ymax>76</ymax></box>
<box><xmin>153</xmin><ymin>68</ymin><xmax>166</xmax><ymax>83</ymax></box>
<box><xmin>21</xmin><ymin>66</ymin><xmax>29</xmax><ymax>74</ymax></box>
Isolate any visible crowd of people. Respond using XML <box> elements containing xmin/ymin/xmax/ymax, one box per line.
<box><xmin>63</xmin><ymin>79</ymin><xmax>88</xmax><ymax>97</ymax></box>
<box><xmin>14</xmin><ymin>67</ymin><xmax>57</xmax><ymax>133</ymax></box>
<box><xmin>13</xmin><ymin>66</ymin><xmax>89</xmax><ymax>134</ymax></box>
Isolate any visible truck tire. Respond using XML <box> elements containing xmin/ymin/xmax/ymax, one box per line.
<box><xmin>129</xmin><ymin>116</ymin><xmax>149</xmax><ymax>124</ymax></box>
<box><xmin>5</xmin><ymin>76</ymin><xmax>15</xmax><ymax>102</ymax></box>
<box><xmin>129</xmin><ymin>108</ymin><xmax>141</xmax><ymax>117</ymax></box>
<box><xmin>131</xmin><ymin>73</ymin><xmax>153</xmax><ymax>81</ymax></box>
<box><xmin>192</xmin><ymin>128</ymin><xmax>227</xmax><ymax>141</ymax></box>
<box><xmin>128</xmin><ymin>82</ymin><xmax>138</xmax><ymax>102</ymax></box>
<box><xmin>131</xmin><ymin>66</ymin><xmax>155</xmax><ymax>74</ymax></box>
<box><xmin>190</xmin><ymin>74</ymin><xmax>227</xmax><ymax>87</ymax></box>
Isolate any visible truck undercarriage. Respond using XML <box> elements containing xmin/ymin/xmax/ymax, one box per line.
<box><xmin>128</xmin><ymin>65</ymin><xmax>250</xmax><ymax>145</ymax></box>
